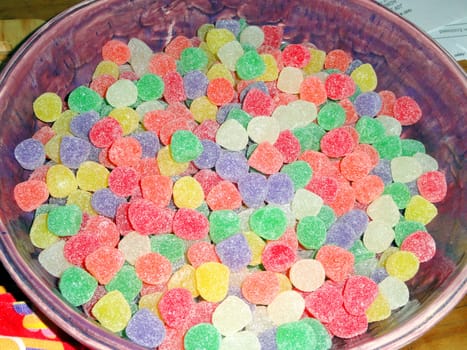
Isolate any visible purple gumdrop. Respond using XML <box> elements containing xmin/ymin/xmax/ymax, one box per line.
<box><xmin>370</xmin><ymin>267</ymin><xmax>389</xmax><ymax>284</ymax></box>
<box><xmin>239</xmin><ymin>82</ymin><xmax>269</xmax><ymax>102</ymax></box>
<box><xmin>215</xmin><ymin>150</ymin><xmax>249</xmax><ymax>182</ymax></box>
<box><xmin>354</xmin><ymin>91</ymin><xmax>382</xmax><ymax>117</ymax></box>
<box><xmin>216</xmin><ymin>19</ymin><xmax>241</xmax><ymax>36</ymax></box>
<box><xmin>346</xmin><ymin>59</ymin><xmax>363</xmax><ymax>75</ymax></box>
<box><xmin>132</xmin><ymin>131</ymin><xmax>160</xmax><ymax>158</ymax></box>
<box><xmin>183</xmin><ymin>70</ymin><xmax>209</xmax><ymax>100</ymax></box>
<box><xmin>259</xmin><ymin>328</ymin><xmax>278</xmax><ymax>350</ymax></box>
<box><xmin>370</xmin><ymin>159</ymin><xmax>392</xmax><ymax>185</ymax></box>
<box><xmin>87</xmin><ymin>144</ymin><xmax>101</xmax><ymax>162</ymax></box>
<box><xmin>14</xmin><ymin>138</ymin><xmax>45</xmax><ymax>170</ymax></box>
<box><xmin>91</xmin><ymin>188</ymin><xmax>126</xmax><ymax>218</ymax></box>
<box><xmin>238</xmin><ymin>172</ymin><xmax>268</xmax><ymax>208</ymax></box>
<box><xmin>125</xmin><ymin>308</ymin><xmax>166</xmax><ymax>348</ymax></box>
<box><xmin>215</xmin><ymin>233</ymin><xmax>252</xmax><ymax>272</ymax></box>
<box><xmin>70</xmin><ymin>110</ymin><xmax>100</xmax><ymax>139</ymax></box>
<box><xmin>60</xmin><ymin>135</ymin><xmax>91</xmax><ymax>169</ymax></box>
<box><xmin>325</xmin><ymin>220</ymin><xmax>357</xmax><ymax>249</ymax></box>
<box><xmin>194</xmin><ymin>139</ymin><xmax>221</xmax><ymax>169</ymax></box>
<box><xmin>406</xmin><ymin>180</ymin><xmax>420</xmax><ymax>196</ymax></box>
<box><xmin>338</xmin><ymin>209</ymin><xmax>368</xmax><ymax>236</ymax></box>
<box><xmin>216</xmin><ymin>103</ymin><xmax>241</xmax><ymax>124</ymax></box>
<box><xmin>266</xmin><ymin>173</ymin><xmax>294</xmax><ymax>205</ymax></box>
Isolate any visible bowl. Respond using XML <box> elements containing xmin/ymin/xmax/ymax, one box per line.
<box><xmin>0</xmin><ymin>0</ymin><xmax>465</xmax><ymax>349</ymax></box>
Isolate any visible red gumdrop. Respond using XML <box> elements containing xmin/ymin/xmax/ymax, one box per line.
<box><xmin>315</xmin><ymin>245</ymin><xmax>354</xmax><ymax>282</ymax></box>
<box><xmin>84</xmin><ymin>215</ymin><xmax>120</xmax><ymax>247</ymax></box>
<box><xmin>172</xmin><ymin>208</ymin><xmax>209</xmax><ymax>240</ymax></box>
<box><xmin>14</xmin><ymin>180</ymin><xmax>49</xmax><ymax>212</ymax></box>
<box><xmin>282</xmin><ymin>44</ymin><xmax>310</xmax><ymax>68</ymax></box>
<box><xmin>64</xmin><ymin>231</ymin><xmax>100</xmax><ymax>267</ymax></box>
<box><xmin>108</xmin><ymin>137</ymin><xmax>142</xmax><ymax>167</ymax></box>
<box><xmin>326</xmin><ymin>305</ymin><xmax>368</xmax><ymax>339</ymax></box>
<box><xmin>163</xmin><ymin>71</ymin><xmax>186</xmax><ymax>104</ymax></box>
<box><xmin>184</xmin><ymin>301</ymin><xmax>218</xmax><ymax>330</ymax></box>
<box><xmin>193</xmin><ymin>119</ymin><xmax>220</xmax><ymax>141</ymax></box>
<box><xmin>206</xmin><ymin>180</ymin><xmax>242</xmax><ymax>210</ymax></box>
<box><xmin>352</xmin><ymin>174</ymin><xmax>385</xmax><ymax>205</ymax></box>
<box><xmin>248</xmin><ymin>142</ymin><xmax>284</xmax><ymax>175</ymax></box>
<box><xmin>166</xmin><ymin>102</ymin><xmax>194</xmax><ymax>121</ymax></box>
<box><xmin>32</xmin><ymin>125</ymin><xmax>55</xmax><ymax>145</ymax></box>
<box><xmin>85</xmin><ymin>246</ymin><xmax>125</xmax><ymax>285</ymax></box>
<box><xmin>261</xmin><ymin>25</ymin><xmax>283</xmax><ymax>49</ymax></box>
<box><xmin>148</xmin><ymin>53</ymin><xmax>177</xmax><ymax>77</ymax></box>
<box><xmin>320</xmin><ymin>127</ymin><xmax>355</xmax><ymax>158</ymax></box>
<box><xmin>158</xmin><ymin>288</ymin><xmax>194</xmax><ymax>327</ymax></box>
<box><xmin>115</xmin><ymin>202</ymin><xmax>133</xmax><ymax>235</ymax></box>
<box><xmin>299</xmin><ymin>150</ymin><xmax>333</xmax><ymax>177</ymax></box>
<box><xmin>328</xmin><ymin>182</ymin><xmax>356</xmax><ymax>216</ymax></box>
<box><xmin>299</xmin><ymin>76</ymin><xmax>328</xmax><ymax>106</ymax></box>
<box><xmin>324</xmin><ymin>49</ymin><xmax>352</xmax><ymax>72</ymax></box>
<box><xmin>132</xmin><ymin>158</ymin><xmax>160</xmax><ymax>177</ymax></box>
<box><xmin>378</xmin><ymin>90</ymin><xmax>396</xmax><ymax>116</ymax></box>
<box><xmin>339</xmin><ymin>151</ymin><xmax>373</xmax><ymax>181</ymax></box>
<box><xmin>119</xmin><ymin>70</ymin><xmax>138</xmax><ymax>81</ymax></box>
<box><xmin>128</xmin><ymin>198</ymin><xmax>174</xmax><ymax>235</ymax></box>
<box><xmin>143</xmin><ymin>109</ymin><xmax>177</xmax><ymax>136</ymax></box>
<box><xmin>90</xmin><ymin>74</ymin><xmax>117</xmax><ymax>97</ymax></box>
<box><xmin>186</xmin><ymin>241</ymin><xmax>220</xmax><ymax>268</ymax></box>
<box><xmin>207</xmin><ymin>78</ymin><xmax>235</xmax><ymax>106</ymax></box>
<box><xmin>29</xmin><ymin>165</ymin><xmax>51</xmax><ymax>182</ymax></box>
<box><xmin>305</xmin><ymin>175</ymin><xmax>339</xmax><ymax>204</ymax></box>
<box><xmin>241</xmin><ymin>270</ymin><xmax>280</xmax><ymax>305</ymax></box>
<box><xmin>159</xmin><ymin>117</ymin><xmax>196</xmax><ymax>146</ymax></box>
<box><xmin>108</xmin><ymin>166</ymin><xmax>140</xmax><ymax>197</ymax></box>
<box><xmin>416</xmin><ymin>170</ymin><xmax>447</xmax><ymax>203</ymax></box>
<box><xmin>165</xmin><ymin>35</ymin><xmax>192</xmax><ymax>59</ymax></box>
<box><xmin>102</xmin><ymin>39</ymin><xmax>131</xmax><ymax>65</ymax></box>
<box><xmin>193</xmin><ymin>169</ymin><xmax>223</xmax><ymax>196</ymax></box>
<box><xmin>135</xmin><ymin>252</ymin><xmax>172</xmax><ymax>285</ymax></box>
<box><xmin>273</xmin><ymin>130</ymin><xmax>301</xmax><ymax>164</ymax></box>
<box><xmin>89</xmin><ymin>117</ymin><xmax>123</xmax><ymax>148</ymax></box>
<box><xmin>261</xmin><ymin>242</ymin><xmax>297</xmax><ymax>273</ymax></box>
<box><xmin>325</xmin><ymin>73</ymin><xmax>356</xmax><ymax>100</ymax></box>
<box><xmin>305</xmin><ymin>281</ymin><xmax>344</xmax><ymax>323</ymax></box>
<box><xmin>401</xmin><ymin>230</ymin><xmax>436</xmax><ymax>263</ymax></box>
<box><xmin>353</xmin><ymin>143</ymin><xmax>380</xmax><ymax>168</ymax></box>
<box><xmin>393</xmin><ymin>96</ymin><xmax>422</xmax><ymax>125</ymax></box>
<box><xmin>140</xmin><ymin>174</ymin><xmax>173</xmax><ymax>208</ymax></box>
<box><xmin>342</xmin><ymin>275</ymin><xmax>379</xmax><ymax>316</ymax></box>
<box><xmin>340</xmin><ymin>98</ymin><xmax>359</xmax><ymax>125</ymax></box>
<box><xmin>243</xmin><ymin>89</ymin><xmax>274</xmax><ymax>116</ymax></box>
<box><xmin>98</xmin><ymin>147</ymin><xmax>115</xmax><ymax>169</ymax></box>
<box><xmin>274</xmin><ymin>226</ymin><xmax>299</xmax><ymax>251</ymax></box>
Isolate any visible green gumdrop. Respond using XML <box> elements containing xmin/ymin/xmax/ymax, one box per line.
<box><xmin>293</xmin><ymin>123</ymin><xmax>326</xmax><ymax>152</ymax></box>
<box><xmin>136</xmin><ymin>73</ymin><xmax>164</xmax><ymax>101</ymax></box>
<box><xmin>394</xmin><ymin>220</ymin><xmax>426</xmax><ymax>246</ymax></box>
<box><xmin>105</xmin><ymin>264</ymin><xmax>142</xmax><ymax>302</ymax></box>
<box><xmin>236</xmin><ymin>50</ymin><xmax>266</xmax><ymax>80</ymax></box>
<box><xmin>384</xmin><ymin>182</ymin><xmax>411</xmax><ymax>209</ymax></box>
<box><xmin>68</xmin><ymin>85</ymin><xmax>103</xmax><ymax>113</ymax></box>
<box><xmin>249</xmin><ymin>206</ymin><xmax>287</xmax><ymax>240</ymax></box>
<box><xmin>170</xmin><ymin>130</ymin><xmax>204</xmax><ymax>163</ymax></box>
<box><xmin>296</xmin><ymin>215</ymin><xmax>327</xmax><ymax>249</ymax></box>
<box><xmin>227</xmin><ymin>108</ymin><xmax>252</xmax><ymax>129</ymax></box>
<box><xmin>59</xmin><ymin>266</ymin><xmax>97</xmax><ymax>306</ymax></box>
<box><xmin>47</xmin><ymin>204</ymin><xmax>82</xmax><ymax>236</ymax></box>
<box><xmin>373</xmin><ymin>135</ymin><xmax>402</xmax><ymax>159</ymax></box>
<box><xmin>184</xmin><ymin>323</ymin><xmax>221</xmax><ymax>350</ymax></box>
<box><xmin>401</xmin><ymin>138</ymin><xmax>426</xmax><ymax>156</ymax></box>
<box><xmin>316</xmin><ymin>205</ymin><xmax>336</xmax><ymax>229</ymax></box>
<box><xmin>150</xmin><ymin>234</ymin><xmax>186</xmax><ymax>263</ymax></box>
<box><xmin>355</xmin><ymin>116</ymin><xmax>385</xmax><ymax>144</ymax></box>
<box><xmin>349</xmin><ymin>239</ymin><xmax>376</xmax><ymax>263</ymax></box>
<box><xmin>180</xmin><ymin>47</ymin><xmax>209</xmax><ymax>73</ymax></box>
<box><xmin>317</xmin><ymin>102</ymin><xmax>346</xmax><ymax>130</ymax></box>
<box><xmin>276</xmin><ymin>321</ymin><xmax>316</xmax><ymax>350</ymax></box>
<box><xmin>300</xmin><ymin>318</ymin><xmax>332</xmax><ymax>350</ymax></box>
<box><xmin>209</xmin><ymin>210</ymin><xmax>241</xmax><ymax>243</ymax></box>
<box><xmin>280</xmin><ymin>161</ymin><xmax>313</xmax><ymax>191</ymax></box>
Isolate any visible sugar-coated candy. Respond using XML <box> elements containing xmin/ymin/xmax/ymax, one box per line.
<box><xmin>405</xmin><ymin>195</ymin><xmax>438</xmax><ymax>225</ymax></box>
<box><xmin>326</xmin><ymin>306</ymin><xmax>368</xmax><ymax>339</ymax></box>
<box><xmin>14</xmin><ymin>180</ymin><xmax>49</xmax><ymax>212</ymax></box>
<box><xmin>59</xmin><ymin>266</ymin><xmax>97</xmax><ymax>306</ymax></box>
<box><xmin>118</xmin><ymin>231</ymin><xmax>151</xmax><ymax>264</ymax></box>
<box><xmin>135</xmin><ymin>252</ymin><xmax>172</xmax><ymax>285</ymax></box>
<box><xmin>289</xmin><ymin>259</ymin><xmax>325</xmax><ymax>292</ymax></box>
<box><xmin>262</xmin><ymin>243</ymin><xmax>297</xmax><ymax>273</ymax></box>
<box><xmin>280</xmin><ymin>160</ymin><xmax>312</xmax><ymax>191</ymax></box>
<box><xmin>266</xmin><ymin>173</ymin><xmax>295</xmax><ymax>205</ymax></box>
<box><xmin>400</xmin><ymin>230</ymin><xmax>436</xmax><ymax>263</ymax></box>
<box><xmin>215</xmin><ymin>150</ymin><xmax>249</xmax><ymax>182</ymax></box>
<box><xmin>216</xmin><ymin>119</ymin><xmax>249</xmax><ymax>151</ymax></box>
<box><xmin>276</xmin><ymin>321</ymin><xmax>315</xmax><ymax>350</ymax></box>
<box><xmin>292</xmin><ymin>188</ymin><xmax>323</xmax><ymax>220</ymax></box>
<box><xmin>212</xmin><ymin>295</ymin><xmax>252</xmax><ymax>336</ymax></box>
<box><xmin>209</xmin><ymin>209</ymin><xmax>240</xmax><ymax>243</ymax></box>
<box><xmin>92</xmin><ymin>290</ymin><xmax>131</xmax><ymax>332</ymax></box>
<box><xmin>158</xmin><ymin>288</ymin><xmax>194</xmax><ymax>327</ymax></box>
<box><xmin>47</xmin><ymin>204</ymin><xmax>82</xmax><ymax>236</ymax></box>
<box><xmin>38</xmin><ymin>240</ymin><xmax>72</xmax><ymax>277</ymax></box>
<box><xmin>241</xmin><ymin>270</ymin><xmax>280</xmax><ymax>305</ymax></box>
<box><xmin>220</xmin><ymin>331</ymin><xmax>261</xmax><ymax>350</ymax></box>
<box><xmin>91</xmin><ymin>188</ymin><xmax>126</xmax><ymax>218</ymax></box>
<box><xmin>268</xmin><ymin>291</ymin><xmax>305</xmax><ymax>326</ymax></box>
<box><xmin>170</xmin><ymin>130</ymin><xmax>204</xmax><ymax>163</ymax></box>
<box><xmin>206</xmin><ymin>180</ymin><xmax>243</xmax><ymax>210</ymax></box>
<box><xmin>365</xmin><ymin>292</ymin><xmax>391</xmax><ymax>323</ymax></box>
<box><xmin>317</xmin><ymin>102</ymin><xmax>346</xmax><ymax>130</ymax></box>
<box><xmin>46</xmin><ymin>164</ymin><xmax>78</xmax><ymax>198</ymax></box>
<box><xmin>316</xmin><ymin>245</ymin><xmax>354</xmax><ymax>282</ymax></box>
<box><xmin>236</xmin><ymin>50</ymin><xmax>266</xmax><ymax>80</ymax></box>
<box><xmin>196</xmin><ymin>262</ymin><xmax>230</xmax><ymax>302</ymax></box>
<box><xmin>14</xmin><ymin>138</ymin><xmax>45</xmax><ymax>170</ymax></box>
<box><xmin>185</xmin><ymin>323</ymin><xmax>221</xmax><ymax>350</ymax></box>
<box><xmin>33</xmin><ymin>92</ymin><xmax>63</xmax><ymax>122</ymax></box>
<box><xmin>385</xmin><ymin>250</ymin><xmax>419</xmax><ymax>281</ymax></box>
<box><xmin>378</xmin><ymin>276</ymin><xmax>409</xmax><ymax>310</ymax></box>
<box><xmin>238</xmin><ymin>172</ymin><xmax>268</xmax><ymax>208</ymax></box>
<box><xmin>416</xmin><ymin>170</ymin><xmax>447</xmax><ymax>203</ymax></box>
<box><xmin>106</xmin><ymin>264</ymin><xmax>142</xmax><ymax>302</ymax></box>
<box><xmin>150</xmin><ymin>234</ymin><xmax>186</xmax><ymax>263</ymax></box>
<box><xmin>305</xmin><ymin>281</ymin><xmax>343</xmax><ymax>323</ymax></box>
<box><xmin>249</xmin><ymin>206</ymin><xmax>287</xmax><ymax>240</ymax></box>
<box><xmin>85</xmin><ymin>246</ymin><xmax>125</xmax><ymax>285</ymax></box>
<box><xmin>296</xmin><ymin>216</ymin><xmax>327</xmax><ymax>249</ymax></box>
<box><xmin>125</xmin><ymin>308</ymin><xmax>165</xmax><ymax>348</ymax></box>
<box><xmin>215</xmin><ymin>233</ymin><xmax>252</xmax><ymax>271</ymax></box>
<box><xmin>300</xmin><ymin>318</ymin><xmax>332</xmax><ymax>350</ymax></box>
<box><xmin>172</xmin><ymin>208</ymin><xmax>209</xmax><ymax>240</ymax></box>
<box><xmin>342</xmin><ymin>275</ymin><xmax>378</xmax><ymax>315</ymax></box>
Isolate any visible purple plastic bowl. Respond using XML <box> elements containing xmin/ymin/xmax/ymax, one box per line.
<box><xmin>0</xmin><ymin>0</ymin><xmax>465</xmax><ymax>349</ymax></box>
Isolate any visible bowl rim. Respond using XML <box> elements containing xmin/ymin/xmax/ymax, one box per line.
<box><xmin>0</xmin><ymin>0</ymin><xmax>466</xmax><ymax>349</ymax></box>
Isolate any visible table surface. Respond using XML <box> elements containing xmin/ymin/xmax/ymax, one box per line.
<box><xmin>0</xmin><ymin>1</ymin><xmax>466</xmax><ymax>349</ymax></box>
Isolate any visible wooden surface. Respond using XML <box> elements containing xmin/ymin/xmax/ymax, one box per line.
<box><xmin>0</xmin><ymin>1</ymin><xmax>465</xmax><ymax>349</ymax></box>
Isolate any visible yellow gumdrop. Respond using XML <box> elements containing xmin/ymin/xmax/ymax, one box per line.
<box><xmin>139</xmin><ymin>292</ymin><xmax>163</xmax><ymax>318</ymax></box>
<box><xmin>350</xmin><ymin>63</ymin><xmax>377</xmax><ymax>92</ymax></box>
<box><xmin>366</xmin><ymin>292</ymin><xmax>391</xmax><ymax>322</ymax></box>
<box><xmin>52</xmin><ymin>110</ymin><xmax>77</xmax><ymax>135</ymax></box>
<box><xmin>197</xmin><ymin>23</ymin><xmax>214</xmax><ymax>41</ymax></box>
<box><xmin>93</xmin><ymin>60</ymin><xmax>120</xmax><ymax>79</ymax></box>
<box><xmin>157</xmin><ymin>146</ymin><xmax>189</xmax><ymax>177</ymax></box>
<box><xmin>404</xmin><ymin>195</ymin><xmax>438</xmax><ymax>225</ymax></box>
<box><xmin>109</xmin><ymin>106</ymin><xmax>140</xmax><ymax>135</ymax></box>
<box><xmin>199</xmin><ymin>42</ymin><xmax>218</xmax><ymax>69</ymax></box>
<box><xmin>276</xmin><ymin>273</ymin><xmax>293</xmax><ymax>292</ymax></box>
<box><xmin>67</xmin><ymin>189</ymin><xmax>97</xmax><ymax>215</ymax></box>
<box><xmin>206</xmin><ymin>28</ymin><xmax>236</xmax><ymax>54</ymax></box>
<box><xmin>30</xmin><ymin>213</ymin><xmax>60</xmax><ymax>248</ymax></box>
<box><xmin>44</xmin><ymin>134</ymin><xmax>65</xmax><ymax>163</ymax></box>
<box><xmin>196</xmin><ymin>262</ymin><xmax>230</xmax><ymax>302</ymax></box>
<box><xmin>92</xmin><ymin>290</ymin><xmax>131</xmax><ymax>332</ymax></box>
<box><xmin>76</xmin><ymin>161</ymin><xmax>109</xmax><ymax>192</ymax></box>
<box><xmin>190</xmin><ymin>96</ymin><xmax>218</xmax><ymax>123</ymax></box>
<box><xmin>243</xmin><ymin>231</ymin><xmax>265</xmax><ymax>266</ymax></box>
<box><xmin>33</xmin><ymin>92</ymin><xmax>63</xmax><ymax>122</ymax></box>
<box><xmin>46</xmin><ymin>164</ymin><xmax>77</xmax><ymax>198</ymax></box>
<box><xmin>256</xmin><ymin>54</ymin><xmax>279</xmax><ymax>82</ymax></box>
<box><xmin>207</xmin><ymin>63</ymin><xmax>235</xmax><ymax>85</ymax></box>
<box><xmin>168</xmin><ymin>264</ymin><xmax>199</xmax><ymax>297</ymax></box>
<box><xmin>173</xmin><ymin>176</ymin><xmax>204</xmax><ymax>209</ymax></box>
<box><xmin>303</xmin><ymin>48</ymin><xmax>326</xmax><ymax>75</ymax></box>
<box><xmin>377</xmin><ymin>246</ymin><xmax>399</xmax><ymax>267</ymax></box>
<box><xmin>385</xmin><ymin>250</ymin><xmax>419</xmax><ymax>282</ymax></box>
